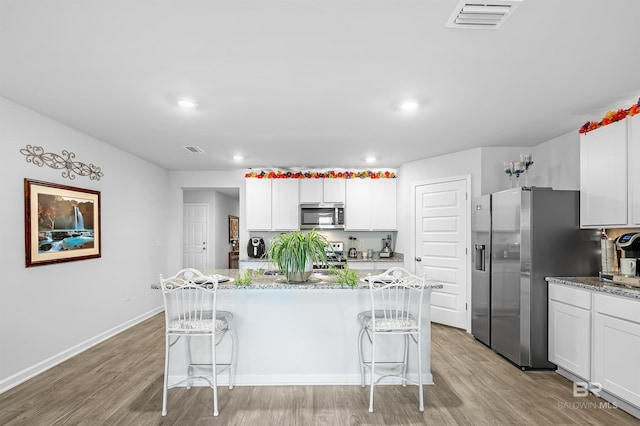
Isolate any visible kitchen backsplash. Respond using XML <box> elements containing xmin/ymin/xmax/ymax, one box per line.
<box><xmin>248</xmin><ymin>230</ymin><xmax>398</xmax><ymax>253</ymax></box>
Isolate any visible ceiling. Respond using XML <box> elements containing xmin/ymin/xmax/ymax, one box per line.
<box><xmin>2</xmin><ymin>0</ymin><xmax>640</xmax><ymax>171</ymax></box>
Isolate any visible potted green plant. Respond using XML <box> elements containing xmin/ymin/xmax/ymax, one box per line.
<box><xmin>267</xmin><ymin>229</ymin><xmax>329</xmax><ymax>283</ymax></box>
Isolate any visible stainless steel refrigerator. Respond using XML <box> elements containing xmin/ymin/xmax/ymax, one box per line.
<box><xmin>472</xmin><ymin>187</ymin><xmax>599</xmax><ymax>369</ymax></box>
<box><xmin>471</xmin><ymin>194</ymin><xmax>491</xmax><ymax>346</ymax></box>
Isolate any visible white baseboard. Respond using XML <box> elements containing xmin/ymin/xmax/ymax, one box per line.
<box><xmin>0</xmin><ymin>305</ymin><xmax>164</xmax><ymax>394</ymax></box>
<box><xmin>170</xmin><ymin>373</ymin><xmax>434</xmax><ymax>387</ymax></box>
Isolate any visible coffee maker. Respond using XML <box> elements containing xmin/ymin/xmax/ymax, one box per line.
<box><xmin>615</xmin><ymin>232</ymin><xmax>640</xmax><ymax>276</ymax></box>
<box><xmin>380</xmin><ymin>234</ymin><xmax>393</xmax><ymax>258</ymax></box>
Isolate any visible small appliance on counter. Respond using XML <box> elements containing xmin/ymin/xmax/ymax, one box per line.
<box><xmin>247</xmin><ymin>237</ymin><xmax>266</xmax><ymax>258</ymax></box>
<box><xmin>348</xmin><ymin>236</ymin><xmax>357</xmax><ymax>259</ymax></box>
<box><xmin>380</xmin><ymin>234</ymin><xmax>393</xmax><ymax>258</ymax></box>
<box><xmin>612</xmin><ymin>232</ymin><xmax>640</xmax><ymax>283</ymax></box>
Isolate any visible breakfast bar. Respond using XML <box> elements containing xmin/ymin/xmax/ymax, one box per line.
<box><xmin>153</xmin><ymin>269</ymin><xmax>442</xmax><ymax>387</ymax></box>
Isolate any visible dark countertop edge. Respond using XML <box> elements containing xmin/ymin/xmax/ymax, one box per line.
<box><xmin>152</xmin><ymin>267</ymin><xmax>443</xmax><ymax>290</ymax></box>
<box><xmin>546</xmin><ymin>277</ymin><xmax>640</xmax><ymax>300</ymax></box>
<box><xmin>241</xmin><ymin>253</ymin><xmax>405</xmax><ymax>264</ymax></box>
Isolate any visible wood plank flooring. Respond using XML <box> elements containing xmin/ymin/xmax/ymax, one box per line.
<box><xmin>1</xmin><ymin>313</ymin><xmax>638</xmax><ymax>425</ymax></box>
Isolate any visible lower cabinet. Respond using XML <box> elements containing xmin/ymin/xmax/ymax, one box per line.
<box><xmin>548</xmin><ymin>282</ymin><xmax>640</xmax><ymax>418</ymax></box>
<box><xmin>593</xmin><ymin>293</ymin><xmax>640</xmax><ymax>408</ymax></box>
<box><xmin>347</xmin><ymin>260</ymin><xmax>403</xmax><ymax>271</ymax></box>
<box><xmin>548</xmin><ymin>284</ymin><xmax>591</xmax><ymax>380</ymax></box>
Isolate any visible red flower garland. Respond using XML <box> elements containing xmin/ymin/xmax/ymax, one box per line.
<box><xmin>579</xmin><ymin>98</ymin><xmax>640</xmax><ymax>134</ymax></box>
<box><xmin>244</xmin><ymin>170</ymin><xmax>397</xmax><ymax>179</ymax></box>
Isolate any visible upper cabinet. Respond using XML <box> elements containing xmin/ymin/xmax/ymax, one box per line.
<box><xmin>299</xmin><ymin>178</ymin><xmax>345</xmax><ymax>204</ymax></box>
<box><xmin>580</xmin><ymin>117</ymin><xmax>640</xmax><ymax>228</ymax></box>
<box><xmin>246</xmin><ymin>179</ymin><xmax>272</xmax><ymax>231</ymax></box>
<box><xmin>630</xmin><ymin>115</ymin><xmax>640</xmax><ymax>226</ymax></box>
<box><xmin>346</xmin><ymin>179</ymin><xmax>397</xmax><ymax>230</ymax></box>
<box><xmin>246</xmin><ymin>179</ymin><xmax>299</xmax><ymax>231</ymax></box>
<box><xmin>272</xmin><ymin>179</ymin><xmax>299</xmax><ymax>230</ymax></box>
<box><xmin>246</xmin><ymin>172</ymin><xmax>396</xmax><ymax>231</ymax></box>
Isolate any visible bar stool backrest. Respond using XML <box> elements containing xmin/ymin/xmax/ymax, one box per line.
<box><xmin>160</xmin><ymin>268</ymin><xmax>219</xmax><ymax>333</ymax></box>
<box><xmin>364</xmin><ymin>267</ymin><xmax>426</xmax><ymax>333</ymax></box>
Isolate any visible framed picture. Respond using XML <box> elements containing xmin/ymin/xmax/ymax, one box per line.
<box><xmin>24</xmin><ymin>178</ymin><xmax>101</xmax><ymax>267</ymax></box>
<box><xmin>228</xmin><ymin>215</ymin><xmax>239</xmax><ymax>242</ymax></box>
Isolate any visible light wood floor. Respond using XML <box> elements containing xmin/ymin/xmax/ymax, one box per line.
<box><xmin>1</xmin><ymin>313</ymin><xmax>638</xmax><ymax>425</ymax></box>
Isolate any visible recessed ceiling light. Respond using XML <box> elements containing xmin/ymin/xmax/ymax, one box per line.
<box><xmin>177</xmin><ymin>97</ymin><xmax>198</xmax><ymax>109</ymax></box>
<box><xmin>233</xmin><ymin>154</ymin><xmax>244</xmax><ymax>161</ymax></box>
<box><xmin>365</xmin><ymin>156</ymin><xmax>377</xmax><ymax>163</ymax></box>
<box><xmin>398</xmin><ymin>100</ymin><xmax>419</xmax><ymax>112</ymax></box>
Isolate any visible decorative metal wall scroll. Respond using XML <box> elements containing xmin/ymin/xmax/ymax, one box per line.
<box><xmin>20</xmin><ymin>145</ymin><xmax>104</xmax><ymax>181</ymax></box>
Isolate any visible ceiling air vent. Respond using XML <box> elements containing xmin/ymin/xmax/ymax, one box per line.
<box><xmin>445</xmin><ymin>0</ymin><xmax>523</xmax><ymax>29</ymax></box>
<box><xmin>183</xmin><ymin>146</ymin><xmax>206</xmax><ymax>154</ymax></box>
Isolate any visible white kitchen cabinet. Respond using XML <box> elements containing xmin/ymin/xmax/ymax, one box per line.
<box><xmin>345</xmin><ymin>179</ymin><xmax>370</xmax><ymax>230</ymax></box>
<box><xmin>348</xmin><ymin>260</ymin><xmax>404</xmax><ymax>271</ymax></box>
<box><xmin>593</xmin><ymin>293</ymin><xmax>640</xmax><ymax>408</ymax></box>
<box><xmin>346</xmin><ymin>179</ymin><xmax>397</xmax><ymax>231</ymax></box>
<box><xmin>300</xmin><ymin>178</ymin><xmax>346</xmax><ymax>204</ymax></box>
<box><xmin>580</xmin><ymin>119</ymin><xmax>628</xmax><ymax>227</ymax></box>
<box><xmin>272</xmin><ymin>179</ymin><xmax>299</xmax><ymax>230</ymax></box>
<box><xmin>323</xmin><ymin>178</ymin><xmax>346</xmax><ymax>203</ymax></box>
<box><xmin>246</xmin><ymin>179</ymin><xmax>272</xmax><ymax>230</ymax></box>
<box><xmin>246</xmin><ymin>179</ymin><xmax>299</xmax><ymax>231</ymax></box>
<box><xmin>630</xmin><ymin>114</ymin><xmax>640</xmax><ymax>226</ymax></box>
<box><xmin>548</xmin><ymin>284</ymin><xmax>591</xmax><ymax>380</ymax></box>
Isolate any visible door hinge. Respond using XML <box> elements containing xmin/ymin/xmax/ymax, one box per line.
<box><xmin>465</xmin><ymin>302</ymin><xmax>468</xmax><ymax>311</ymax></box>
<box><xmin>465</xmin><ymin>192</ymin><xmax>468</xmax><ymax>200</ymax></box>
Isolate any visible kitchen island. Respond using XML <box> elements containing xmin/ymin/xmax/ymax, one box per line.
<box><xmin>153</xmin><ymin>268</ymin><xmax>442</xmax><ymax>387</ymax></box>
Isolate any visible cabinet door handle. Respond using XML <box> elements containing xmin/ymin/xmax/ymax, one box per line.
<box><xmin>415</xmin><ymin>257</ymin><xmax>422</xmax><ymax>262</ymax></box>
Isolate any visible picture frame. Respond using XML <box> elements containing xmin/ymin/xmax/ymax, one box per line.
<box><xmin>229</xmin><ymin>215</ymin><xmax>239</xmax><ymax>242</ymax></box>
<box><xmin>24</xmin><ymin>178</ymin><xmax>101</xmax><ymax>267</ymax></box>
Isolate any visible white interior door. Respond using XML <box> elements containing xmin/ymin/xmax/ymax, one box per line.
<box><xmin>415</xmin><ymin>178</ymin><xmax>468</xmax><ymax>329</ymax></box>
<box><xmin>183</xmin><ymin>203</ymin><xmax>208</xmax><ymax>271</ymax></box>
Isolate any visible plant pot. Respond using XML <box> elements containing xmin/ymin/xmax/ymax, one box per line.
<box><xmin>285</xmin><ymin>260</ymin><xmax>313</xmax><ymax>283</ymax></box>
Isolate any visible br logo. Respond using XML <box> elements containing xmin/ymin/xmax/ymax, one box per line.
<box><xmin>573</xmin><ymin>382</ymin><xmax>602</xmax><ymax>397</ymax></box>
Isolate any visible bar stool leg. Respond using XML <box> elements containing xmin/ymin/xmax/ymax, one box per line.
<box><xmin>358</xmin><ymin>327</ymin><xmax>366</xmax><ymax>387</ymax></box>
<box><xmin>368</xmin><ymin>333</ymin><xmax>376</xmax><ymax>413</ymax></box>
<box><xmin>212</xmin><ymin>335</ymin><xmax>219</xmax><ymax>416</ymax></box>
<box><xmin>417</xmin><ymin>333</ymin><xmax>424</xmax><ymax>412</ymax></box>
<box><xmin>402</xmin><ymin>334</ymin><xmax>409</xmax><ymax>387</ymax></box>
<box><xmin>228</xmin><ymin>329</ymin><xmax>235</xmax><ymax>390</ymax></box>
<box><xmin>162</xmin><ymin>334</ymin><xmax>170</xmax><ymax>416</ymax></box>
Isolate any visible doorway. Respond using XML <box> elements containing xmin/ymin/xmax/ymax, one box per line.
<box><xmin>183</xmin><ymin>188</ymin><xmax>240</xmax><ymax>270</ymax></box>
<box><xmin>414</xmin><ymin>177</ymin><xmax>470</xmax><ymax>330</ymax></box>
<box><xmin>183</xmin><ymin>203</ymin><xmax>208</xmax><ymax>270</ymax></box>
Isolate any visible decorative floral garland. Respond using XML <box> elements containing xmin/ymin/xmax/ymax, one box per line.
<box><xmin>245</xmin><ymin>170</ymin><xmax>397</xmax><ymax>179</ymax></box>
<box><xmin>579</xmin><ymin>98</ymin><xmax>640</xmax><ymax>134</ymax></box>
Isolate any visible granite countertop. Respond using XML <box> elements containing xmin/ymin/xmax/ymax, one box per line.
<box><xmin>152</xmin><ymin>267</ymin><xmax>443</xmax><ymax>290</ymax></box>
<box><xmin>546</xmin><ymin>276</ymin><xmax>640</xmax><ymax>300</ymax></box>
<box><xmin>346</xmin><ymin>252</ymin><xmax>404</xmax><ymax>263</ymax></box>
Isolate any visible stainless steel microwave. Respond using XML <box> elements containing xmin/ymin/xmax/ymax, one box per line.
<box><xmin>300</xmin><ymin>204</ymin><xmax>345</xmax><ymax>229</ymax></box>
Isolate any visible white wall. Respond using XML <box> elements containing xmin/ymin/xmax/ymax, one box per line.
<box><xmin>0</xmin><ymin>97</ymin><xmax>168</xmax><ymax>392</ymax></box>
<box><xmin>531</xmin><ymin>130</ymin><xmax>580</xmax><ymax>190</ymax></box>
<box><xmin>183</xmin><ymin>189</ymin><xmax>239</xmax><ymax>268</ymax></box>
<box><xmin>480</xmin><ymin>146</ymin><xmax>528</xmax><ymax>194</ymax></box>
<box><xmin>479</xmin><ymin>133</ymin><xmax>580</xmax><ymax>194</ymax></box>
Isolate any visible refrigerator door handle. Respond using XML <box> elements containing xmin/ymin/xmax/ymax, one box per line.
<box><xmin>474</xmin><ymin>244</ymin><xmax>486</xmax><ymax>271</ymax></box>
